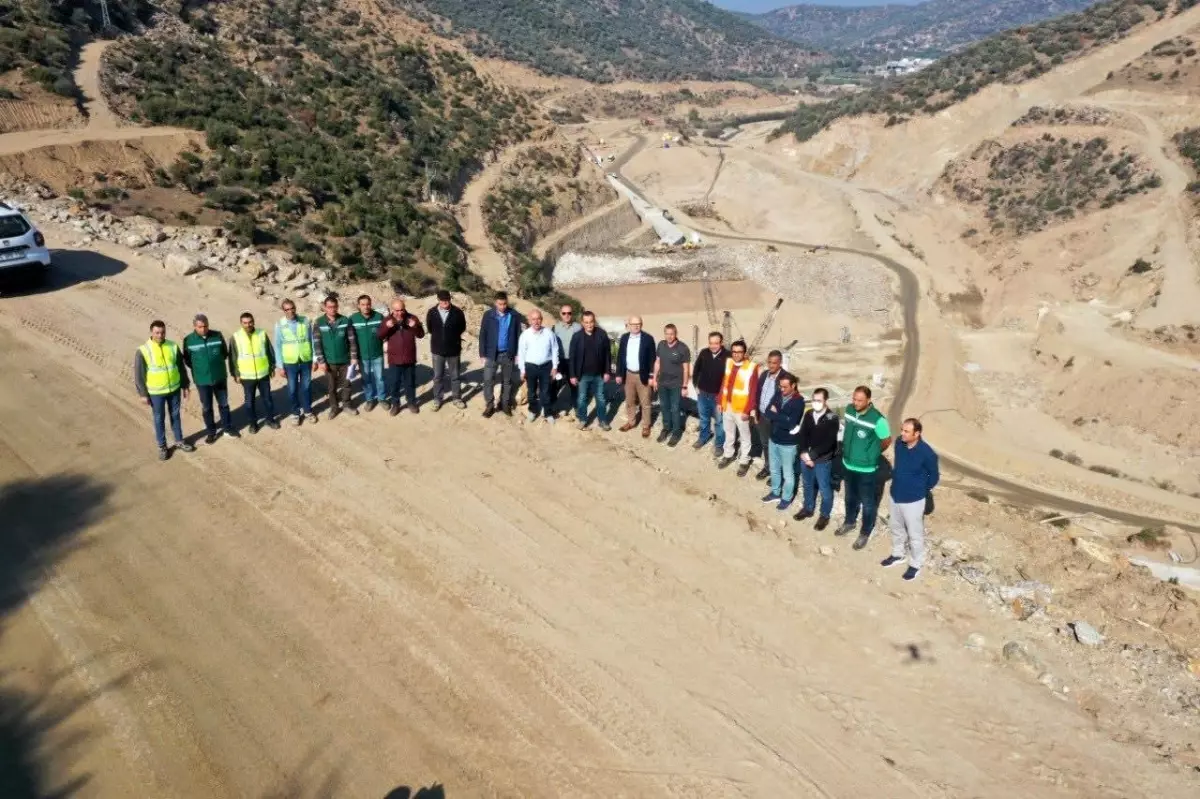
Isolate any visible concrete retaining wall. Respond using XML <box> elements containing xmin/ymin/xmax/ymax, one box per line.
<box><xmin>543</xmin><ymin>200</ymin><xmax>642</xmax><ymax>263</ymax></box>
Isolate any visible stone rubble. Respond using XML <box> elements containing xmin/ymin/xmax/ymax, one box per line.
<box><xmin>1</xmin><ymin>178</ymin><xmax>350</xmax><ymax>306</ymax></box>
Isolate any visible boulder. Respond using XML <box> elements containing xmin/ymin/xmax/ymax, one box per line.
<box><xmin>165</xmin><ymin>252</ymin><xmax>205</xmax><ymax>276</ymax></box>
<box><xmin>151</xmin><ymin>229</ymin><xmax>168</xmax><ymax>243</ymax></box>
<box><xmin>123</xmin><ymin>234</ymin><xmax>148</xmax><ymax>249</ymax></box>
<box><xmin>267</xmin><ymin>249</ymin><xmax>294</xmax><ymax>267</ymax></box>
<box><xmin>279</xmin><ymin>265</ymin><xmax>299</xmax><ymax>282</ymax></box>
<box><xmin>241</xmin><ymin>259</ymin><xmax>266</xmax><ymax>280</ymax></box>
<box><xmin>1070</xmin><ymin>621</ymin><xmax>1104</xmax><ymax>647</ymax></box>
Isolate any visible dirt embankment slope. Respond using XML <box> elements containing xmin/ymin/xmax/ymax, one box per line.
<box><xmin>2</xmin><ymin>216</ymin><xmax>1199</xmax><ymax>797</ymax></box>
<box><xmin>0</xmin><ymin>41</ymin><xmax>197</xmax><ymax>189</ymax></box>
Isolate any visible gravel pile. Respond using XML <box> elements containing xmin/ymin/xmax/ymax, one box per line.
<box><xmin>735</xmin><ymin>247</ymin><xmax>894</xmax><ymax>323</ymax></box>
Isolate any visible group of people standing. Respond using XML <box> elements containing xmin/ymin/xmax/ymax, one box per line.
<box><xmin>133</xmin><ymin>289</ymin><xmax>939</xmax><ymax>580</ymax></box>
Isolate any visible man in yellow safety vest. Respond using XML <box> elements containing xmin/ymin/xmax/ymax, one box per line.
<box><xmin>133</xmin><ymin>319</ymin><xmax>195</xmax><ymax>461</ymax></box>
<box><xmin>717</xmin><ymin>339</ymin><xmax>761</xmax><ymax>477</ymax></box>
<box><xmin>229</xmin><ymin>311</ymin><xmax>279</xmax><ymax>434</ymax></box>
<box><xmin>274</xmin><ymin>298</ymin><xmax>316</xmax><ymax>425</ymax></box>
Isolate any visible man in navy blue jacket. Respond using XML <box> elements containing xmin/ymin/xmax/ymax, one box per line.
<box><xmin>569</xmin><ymin>311</ymin><xmax>613</xmax><ymax>430</ymax></box>
<box><xmin>760</xmin><ymin>373</ymin><xmax>805</xmax><ymax>511</ymax></box>
<box><xmin>882</xmin><ymin>417</ymin><xmax>940</xmax><ymax>581</ymax></box>
<box><xmin>478</xmin><ymin>291</ymin><xmax>524</xmax><ymax>418</ymax></box>
<box><xmin>615</xmin><ymin>316</ymin><xmax>657</xmax><ymax>437</ymax></box>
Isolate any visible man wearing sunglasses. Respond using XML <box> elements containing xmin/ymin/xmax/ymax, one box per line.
<box><xmin>550</xmin><ymin>304</ymin><xmax>581</xmax><ymax>418</ymax></box>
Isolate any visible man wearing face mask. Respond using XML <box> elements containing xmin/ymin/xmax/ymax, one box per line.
<box><xmin>795</xmin><ymin>387</ymin><xmax>840</xmax><ymax>530</ymax></box>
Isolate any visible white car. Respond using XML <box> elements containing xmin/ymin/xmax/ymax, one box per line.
<box><xmin>0</xmin><ymin>202</ymin><xmax>52</xmax><ymax>286</ymax></box>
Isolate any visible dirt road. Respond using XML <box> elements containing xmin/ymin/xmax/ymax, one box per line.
<box><xmin>613</xmin><ymin>134</ymin><xmax>1200</xmax><ymax>532</ymax></box>
<box><xmin>2</xmin><ymin>229</ymin><xmax>1198</xmax><ymax>796</ymax></box>
<box><xmin>0</xmin><ymin>40</ymin><xmax>190</xmax><ymax>160</ymax></box>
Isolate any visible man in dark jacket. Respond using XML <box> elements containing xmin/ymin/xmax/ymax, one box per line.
<box><xmin>795</xmin><ymin>387</ymin><xmax>841</xmax><ymax>530</ymax></box>
<box><xmin>182</xmin><ymin>313</ymin><xmax>237</xmax><ymax>444</ymax></box>
<box><xmin>350</xmin><ymin>294</ymin><xmax>386</xmax><ymax>412</ymax></box>
<box><xmin>313</xmin><ymin>295</ymin><xmax>360</xmax><ymax>419</ymax></box>
<box><xmin>426</xmin><ymin>289</ymin><xmax>467</xmax><ymax>410</ymax></box>
<box><xmin>691</xmin><ymin>331</ymin><xmax>730</xmax><ymax>454</ymax></box>
<box><xmin>569</xmin><ymin>310</ymin><xmax>612</xmax><ymax>430</ymax></box>
<box><xmin>883</xmin><ymin>418</ymin><xmax>940</xmax><ymax>581</ymax></box>
<box><xmin>478</xmin><ymin>291</ymin><xmax>524</xmax><ymax>418</ymax></box>
<box><xmin>615</xmin><ymin>316</ymin><xmax>657</xmax><ymax>437</ymax></box>
<box><xmin>377</xmin><ymin>297</ymin><xmax>426</xmax><ymax>416</ymax></box>
<box><xmin>760</xmin><ymin>373</ymin><xmax>805</xmax><ymax>511</ymax></box>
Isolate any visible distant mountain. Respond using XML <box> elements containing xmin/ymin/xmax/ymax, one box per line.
<box><xmin>776</xmin><ymin>0</ymin><xmax>1176</xmax><ymax>141</ymax></box>
<box><xmin>752</xmin><ymin>0</ymin><xmax>1099</xmax><ymax>58</ymax></box>
<box><xmin>398</xmin><ymin>0</ymin><xmax>826</xmax><ymax>82</ymax></box>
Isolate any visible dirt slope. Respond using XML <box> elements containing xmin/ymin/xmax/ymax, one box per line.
<box><xmin>1</xmin><ymin>224</ymin><xmax>1198</xmax><ymax>797</ymax></box>
<box><xmin>781</xmin><ymin>4</ymin><xmax>1200</xmax><ymax>191</ymax></box>
<box><xmin>0</xmin><ymin>41</ymin><xmax>196</xmax><ymax>188</ymax></box>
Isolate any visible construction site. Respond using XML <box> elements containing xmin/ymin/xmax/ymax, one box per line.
<box><xmin>556</xmin><ymin>133</ymin><xmax>902</xmax><ymax>409</ymax></box>
<box><xmin>4</xmin><ymin>2</ymin><xmax>1200</xmax><ymax>797</ymax></box>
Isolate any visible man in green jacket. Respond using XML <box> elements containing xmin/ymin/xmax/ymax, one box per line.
<box><xmin>837</xmin><ymin>384</ymin><xmax>892</xmax><ymax>551</ymax></box>
<box><xmin>350</xmin><ymin>294</ymin><xmax>386</xmax><ymax>411</ymax></box>
<box><xmin>313</xmin><ymin>295</ymin><xmax>360</xmax><ymax>419</ymax></box>
<box><xmin>182</xmin><ymin>313</ymin><xmax>239</xmax><ymax>444</ymax></box>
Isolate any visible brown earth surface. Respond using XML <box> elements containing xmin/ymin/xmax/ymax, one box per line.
<box><xmin>3</xmin><ymin>224</ymin><xmax>1200</xmax><ymax>797</ymax></box>
<box><xmin>6</xmin><ymin>8</ymin><xmax>1200</xmax><ymax>796</ymax></box>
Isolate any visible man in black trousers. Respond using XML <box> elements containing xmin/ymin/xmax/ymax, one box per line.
<box><xmin>425</xmin><ymin>290</ymin><xmax>468</xmax><ymax>410</ymax></box>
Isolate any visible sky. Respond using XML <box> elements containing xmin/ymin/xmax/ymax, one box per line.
<box><xmin>712</xmin><ymin>0</ymin><xmax>924</xmax><ymax>13</ymax></box>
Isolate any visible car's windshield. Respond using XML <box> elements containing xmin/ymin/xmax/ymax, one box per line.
<box><xmin>0</xmin><ymin>215</ymin><xmax>32</xmax><ymax>239</ymax></box>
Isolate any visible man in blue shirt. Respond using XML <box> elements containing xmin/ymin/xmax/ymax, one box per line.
<box><xmin>478</xmin><ymin>291</ymin><xmax>524</xmax><ymax>418</ymax></box>
<box><xmin>881</xmin><ymin>417</ymin><xmax>940</xmax><ymax>581</ymax></box>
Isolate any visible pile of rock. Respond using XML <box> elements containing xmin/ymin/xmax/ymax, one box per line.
<box><xmin>2</xmin><ymin>178</ymin><xmax>343</xmax><ymax>303</ymax></box>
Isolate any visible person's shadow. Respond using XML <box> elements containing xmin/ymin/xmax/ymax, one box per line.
<box><xmin>383</xmin><ymin>785</ymin><xmax>445</xmax><ymax>799</ymax></box>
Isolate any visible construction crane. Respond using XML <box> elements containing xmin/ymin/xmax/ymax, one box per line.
<box><xmin>746</xmin><ymin>298</ymin><xmax>784</xmax><ymax>358</ymax></box>
<box><xmin>701</xmin><ymin>270</ymin><xmax>719</xmax><ymax>330</ymax></box>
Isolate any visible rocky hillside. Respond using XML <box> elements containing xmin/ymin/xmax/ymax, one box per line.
<box><xmin>776</xmin><ymin>0</ymin><xmax>1179</xmax><ymax>142</ymax></box>
<box><xmin>483</xmin><ymin>140</ymin><xmax>615</xmax><ymax>306</ymax></box>
<box><xmin>98</xmin><ymin>0</ymin><xmax>536</xmax><ymax>298</ymax></box>
<box><xmin>398</xmin><ymin>0</ymin><xmax>825</xmax><ymax>81</ymax></box>
<box><xmin>752</xmin><ymin>0</ymin><xmax>1096</xmax><ymax>60</ymax></box>
<box><xmin>942</xmin><ymin>133</ymin><xmax>1161</xmax><ymax>237</ymax></box>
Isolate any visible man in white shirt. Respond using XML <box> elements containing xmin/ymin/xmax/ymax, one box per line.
<box><xmin>615</xmin><ymin>315</ymin><xmax>656</xmax><ymax>437</ymax></box>
<box><xmin>517</xmin><ymin>308</ymin><xmax>561</xmax><ymax>423</ymax></box>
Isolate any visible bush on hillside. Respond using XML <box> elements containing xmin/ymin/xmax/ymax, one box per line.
<box><xmin>775</xmin><ymin>0</ymin><xmax>1162</xmax><ymax>142</ymax></box>
<box><xmin>105</xmin><ymin>1</ymin><xmax>534</xmax><ymax>293</ymax></box>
